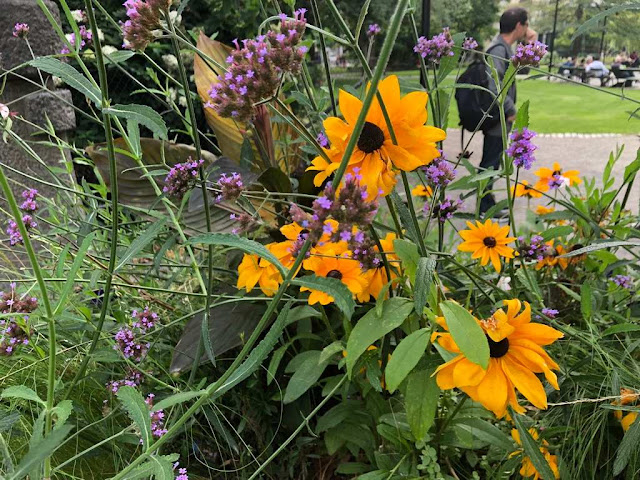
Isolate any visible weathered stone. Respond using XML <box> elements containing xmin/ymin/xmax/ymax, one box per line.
<box><xmin>24</xmin><ymin>89</ymin><xmax>76</xmax><ymax>132</ymax></box>
<box><xmin>0</xmin><ymin>0</ymin><xmax>64</xmax><ymax>80</ymax></box>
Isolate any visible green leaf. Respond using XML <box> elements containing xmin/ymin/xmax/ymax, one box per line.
<box><xmin>393</xmin><ymin>239</ymin><xmax>420</xmax><ymax>282</ymax></box>
<box><xmin>211</xmin><ymin>302</ymin><xmax>291</xmax><ymax>400</ymax></box>
<box><xmin>283</xmin><ymin>351</ymin><xmax>330</xmax><ymax>403</ymax></box>
<box><xmin>355</xmin><ymin>0</ymin><xmax>373</xmax><ymax>40</ymax></box>
<box><xmin>346</xmin><ymin>298</ymin><xmax>413</xmax><ymax>377</ymax></box>
<box><xmin>151</xmin><ymin>391</ymin><xmax>206</xmax><ymax>412</ymax></box>
<box><xmin>116</xmin><ymin>386</ymin><xmax>152</xmax><ymax>448</ymax></box>
<box><xmin>515</xmin><ymin>268</ymin><xmax>543</xmax><ymax>303</ymax></box>
<box><xmin>437</xmin><ymin>32</ymin><xmax>465</xmax><ymax>84</ymax></box>
<box><xmin>514</xmin><ymin>414</ymin><xmax>556</xmax><ymax>480</ymax></box>
<box><xmin>104</xmin><ymin>104</ymin><xmax>168</xmax><ymax>140</ymax></box>
<box><xmin>389</xmin><ymin>191</ymin><xmax>419</xmax><ymax>242</ymax></box>
<box><xmin>581</xmin><ymin>283</ymin><xmax>593</xmax><ymax>321</ymax></box>
<box><xmin>103</xmin><ymin>50</ymin><xmax>136</xmax><ymax>65</ymax></box>
<box><xmin>188</xmin><ymin>233</ymin><xmax>287</xmax><ymax>277</ymax></box>
<box><xmin>614</xmin><ymin>414</ymin><xmax>640</xmax><ymax>475</ymax></box>
<box><xmin>602</xmin><ymin>324</ymin><xmax>640</xmax><ymax>336</ymax></box>
<box><xmin>558</xmin><ymin>240</ymin><xmax>640</xmax><ymax>258</ymax></box>
<box><xmin>9</xmin><ymin>424</ymin><xmax>73</xmax><ymax>480</ymax></box>
<box><xmin>267</xmin><ymin>345</ymin><xmax>288</xmax><ymax>385</ymax></box>
<box><xmin>150</xmin><ymin>455</ymin><xmax>175</xmax><ymax>480</ymax></box>
<box><xmin>319</xmin><ymin>340</ymin><xmax>345</xmax><ymax>364</ymax></box>
<box><xmin>414</xmin><ymin>256</ymin><xmax>436</xmax><ymax>315</ymax></box>
<box><xmin>405</xmin><ymin>369</ymin><xmax>439</xmax><ymax>441</ymax></box>
<box><xmin>440</xmin><ymin>301</ymin><xmax>489</xmax><ymax>369</ymax></box>
<box><xmin>540</xmin><ymin>225</ymin><xmax>574</xmax><ymax>242</ymax></box>
<box><xmin>1</xmin><ymin>386</ymin><xmax>46</xmax><ymax>406</ymax></box>
<box><xmin>51</xmin><ymin>400</ymin><xmax>73</xmax><ymax>430</ymax></box>
<box><xmin>0</xmin><ymin>411</ymin><xmax>21</xmax><ymax>433</ymax></box>
<box><xmin>54</xmin><ymin>232</ymin><xmax>96</xmax><ymax>314</ymax></box>
<box><xmin>292</xmin><ymin>275</ymin><xmax>355</xmax><ymax>320</ymax></box>
<box><xmin>115</xmin><ymin>218</ymin><xmax>167</xmax><ymax>272</ymax></box>
<box><xmin>513</xmin><ymin>100</ymin><xmax>530</xmax><ymax>131</ymax></box>
<box><xmin>28</xmin><ymin>58</ymin><xmax>101</xmax><ymax>106</ymax></box>
<box><xmin>453</xmin><ymin>417</ymin><xmax>514</xmax><ymax>451</ymax></box>
<box><xmin>385</xmin><ymin>329</ymin><xmax>429</xmax><ymax>393</ymax></box>
<box><xmin>623</xmin><ymin>150</ymin><xmax>640</xmax><ymax>184</ymax></box>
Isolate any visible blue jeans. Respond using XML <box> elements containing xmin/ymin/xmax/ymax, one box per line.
<box><xmin>479</xmin><ymin>134</ymin><xmax>503</xmax><ymax>213</ymax></box>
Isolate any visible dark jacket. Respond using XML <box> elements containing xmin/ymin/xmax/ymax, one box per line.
<box><xmin>486</xmin><ymin>35</ymin><xmax>515</xmax><ymax>137</ymax></box>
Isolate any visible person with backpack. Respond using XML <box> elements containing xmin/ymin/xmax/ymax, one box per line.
<box><xmin>456</xmin><ymin>8</ymin><xmax>537</xmax><ymax>215</ymax></box>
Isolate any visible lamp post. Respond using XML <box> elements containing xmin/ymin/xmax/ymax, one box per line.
<box><xmin>420</xmin><ymin>0</ymin><xmax>431</xmax><ymax>87</ymax></box>
<box><xmin>548</xmin><ymin>0</ymin><xmax>560</xmax><ymax>74</ymax></box>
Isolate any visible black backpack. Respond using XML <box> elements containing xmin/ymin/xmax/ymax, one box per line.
<box><xmin>455</xmin><ymin>46</ymin><xmax>500</xmax><ymax>133</ymax></box>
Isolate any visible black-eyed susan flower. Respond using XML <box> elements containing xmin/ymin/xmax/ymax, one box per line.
<box><xmin>301</xmin><ymin>244</ymin><xmax>367</xmax><ymax>305</ymax></box>
<box><xmin>511</xmin><ymin>428</ymin><xmax>560</xmax><ymax>479</ymax></box>
<box><xmin>237</xmin><ymin>253</ymin><xmax>281</xmax><ymax>297</ymax></box>
<box><xmin>412</xmin><ymin>184</ymin><xmax>433</xmax><ymax>198</ymax></box>
<box><xmin>512</xmin><ymin>180</ymin><xmax>542</xmax><ymax>198</ymax></box>
<box><xmin>613</xmin><ymin>388</ymin><xmax>639</xmax><ymax>431</ymax></box>
<box><xmin>458</xmin><ymin>219</ymin><xmax>516</xmax><ymax>272</ymax></box>
<box><xmin>356</xmin><ymin>232</ymin><xmax>398</xmax><ymax>302</ymax></box>
<box><xmin>307</xmin><ymin>75</ymin><xmax>446</xmax><ymax>199</ymax></box>
<box><xmin>433</xmin><ymin>299</ymin><xmax>563</xmax><ymax>418</ymax></box>
<box><xmin>534</xmin><ymin>162</ymin><xmax>581</xmax><ymax>192</ymax></box>
<box><xmin>535</xmin><ymin>205</ymin><xmax>555</xmax><ymax>216</ymax></box>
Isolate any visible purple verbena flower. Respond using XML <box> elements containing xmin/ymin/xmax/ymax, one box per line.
<box><xmin>422</xmin><ymin>152</ymin><xmax>456</xmax><ymax>188</ymax></box>
<box><xmin>518</xmin><ymin>234</ymin><xmax>546</xmax><ymax>261</ymax></box>
<box><xmin>20</xmin><ymin>189</ymin><xmax>38</xmax><ymax>212</ymax></box>
<box><xmin>541</xmin><ymin>308</ymin><xmax>558</xmax><ymax>318</ymax></box>
<box><xmin>316</xmin><ymin>131</ymin><xmax>329</xmax><ymax>148</ymax></box>
<box><xmin>367</xmin><ymin>23</ymin><xmax>381</xmax><ymax>38</ymax></box>
<box><xmin>163</xmin><ymin>157</ymin><xmax>204</xmax><ymax>199</ymax></box>
<box><xmin>507</xmin><ymin>127</ymin><xmax>537</xmax><ymax>170</ymax></box>
<box><xmin>463</xmin><ymin>37</ymin><xmax>478</xmax><ymax>50</ymax></box>
<box><xmin>512</xmin><ymin>41</ymin><xmax>548</xmax><ymax>67</ymax></box>
<box><xmin>612</xmin><ymin>274</ymin><xmax>633</xmax><ymax>290</ymax></box>
<box><xmin>106</xmin><ymin>368</ymin><xmax>143</xmax><ymax>394</ymax></box>
<box><xmin>216</xmin><ymin>172</ymin><xmax>244</xmax><ymax>202</ymax></box>
<box><xmin>13</xmin><ymin>23</ymin><xmax>29</xmax><ymax>38</ymax></box>
<box><xmin>121</xmin><ymin>0</ymin><xmax>171</xmax><ymax>51</ymax></box>
<box><xmin>414</xmin><ymin>27</ymin><xmax>454</xmax><ymax>63</ymax></box>
<box><xmin>432</xmin><ymin>196</ymin><xmax>462</xmax><ymax>222</ymax></box>
<box><xmin>0</xmin><ymin>318</ymin><xmax>32</xmax><ymax>356</ymax></box>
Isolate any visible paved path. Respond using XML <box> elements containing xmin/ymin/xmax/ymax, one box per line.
<box><xmin>441</xmin><ymin>129</ymin><xmax>640</xmax><ymax>223</ymax></box>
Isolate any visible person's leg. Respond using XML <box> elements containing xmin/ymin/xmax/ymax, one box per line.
<box><xmin>479</xmin><ymin>134</ymin><xmax>503</xmax><ymax>214</ymax></box>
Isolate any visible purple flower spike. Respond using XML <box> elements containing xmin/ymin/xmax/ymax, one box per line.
<box><xmin>414</xmin><ymin>27</ymin><xmax>454</xmax><ymax>63</ymax></box>
<box><xmin>507</xmin><ymin>127</ymin><xmax>537</xmax><ymax>170</ymax></box>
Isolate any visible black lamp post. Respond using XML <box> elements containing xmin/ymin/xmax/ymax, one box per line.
<box><xmin>420</xmin><ymin>0</ymin><xmax>431</xmax><ymax>87</ymax></box>
<box><xmin>548</xmin><ymin>0</ymin><xmax>560</xmax><ymax>73</ymax></box>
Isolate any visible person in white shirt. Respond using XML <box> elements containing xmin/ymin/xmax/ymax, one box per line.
<box><xmin>583</xmin><ymin>55</ymin><xmax>609</xmax><ymax>83</ymax></box>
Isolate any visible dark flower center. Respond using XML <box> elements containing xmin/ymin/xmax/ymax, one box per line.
<box><xmin>483</xmin><ymin>236</ymin><xmax>497</xmax><ymax>248</ymax></box>
<box><xmin>552</xmin><ymin>170</ymin><xmax>562</xmax><ymax>176</ymax></box>
<box><xmin>487</xmin><ymin>335</ymin><xmax>510</xmax><ymax>358</ymax></box>
<box><xmin>357</xmin><ymin>122</ymin><xmax>385</xmax><ymax>153</ymax></box>
<box><xmin>327</xmin><ymin>269</ymin><xmax>343</xmax><ymax>280</ymax></box>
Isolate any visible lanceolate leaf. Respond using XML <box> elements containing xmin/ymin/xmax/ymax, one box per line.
<box><xmin>405</xmin><ymin>369</ymin><xmax>439</xmax><ymax>441</ymax></box>
<box><xmin>9</xmin><ymin>424</ymin><xmax>73</xmax><ymax>480</ymax></box>
<box><xmin>116</xmin><ymin>386</ymin><xmax>152</xmax><ymax>448</ymax></box>
<box><xmin>1</xmin><ymin>386</ymin><xmax>45</xmax><ymax>406</ymax></box>
<box><xmin>614</xmin><ymin>414</ymin><xmax>640</xmax><ymax>475</ymax></box>
<box><xmin>54</xmin><ymin>232</ymin><xmax>96</xmax><ymax>314</ymax></box>
<box><xmin>104</xmin><ymin>104</ymin><xmax>168</xmax><ymax>140</ymax></box>
<box><xmin>345</xmin><ymin>298</ymin><xmax>414</xmax><ymax>377</ymax></box>
<box><xmin>292</xmin><ymin>275</ymin><xmax>355</xmax><ymax>320</ymax></box>
<box><xmin>283</xmin><ymin>350</ymin><xmax>330</xmax><ymax>403</ymax></box>
<box><xmin>440</xmin><ymin>301</ymin><xmax>489</xmax><ymax>369</ymax></box>
<box><xmin>558</xmin><ymin>241</ymin><xmax>640</xmax><ymax>258</ymax></box>
<box><xmin>513</xmin><ymin>100</ymin><xmax>530</xmax><ymax>131</ymax></box>
<box><xmin>414</xmin><ymin>256</ymin><xmax>436</xmax><ymax>315</ymax></box>
<box><xmin>188</xmin><ymin>233</ymin><xmax>286</xmax><ymax>276</ymax></box>
<box><xmin>151</xmin><ymin>391</ymin><xmax>206</xmax><ymax>412</ymax></box>
<box><xmin>385</xmin><ymin>329</ymin><xmax>429</xmax><ymax>393</ymax></box>
<box><xmin>28</xmin><ymin>58</ymin><xmax>101</xmax><ymax>106</ymax></box>
<box><xmin>115</xmin><ymin>218</ymin><xmax>168</xmax><ymax>272</ymax></box>
<box><xmin>513</xmin><ymin>414</ymin><xmax>557</xmax><ymax>480</ymax></box>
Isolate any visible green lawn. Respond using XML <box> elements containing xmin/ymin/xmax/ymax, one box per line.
<box><xmin>335</xmin><ymin>70</ymin><xmax>640</xmax><ymax>134</ymax></box>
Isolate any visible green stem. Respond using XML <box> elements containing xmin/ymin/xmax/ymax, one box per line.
<box><xmin>110</xmin><ymin>240</ymin><xmax>312</xmax><ymax>480</ymax></box>
<box><xmin>63</xmin><ymin>0</ymin><xmax>120</xmax><ymax>404</ymax></box>
<box><xmin>310</xmin><ymin>0</ymin><xmax>336</xmax><ymax>116</ymax></box>
<box><xmin>329</xmin><ymin>0</ymin><xmax>410</xmax><ymax>187</ymax></box>
<box><xmin>165</xmin><ymin>10</ymin><xmax>214</xmax><ymax>386</ymax></box>
<box><xmin>400</xmin><ymin>172</ymin><xmax>427</xmax><ymax>257</ymax></box>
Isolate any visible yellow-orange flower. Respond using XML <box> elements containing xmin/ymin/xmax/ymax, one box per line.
<box><xmin>535</xmin><ymin>242</ymin><xmax>569</xmax><ymax>270</ymax></box>
<box><xmin>458</xmin><ymin>219</ymin><xmax>516</xmax><ymax>272</ymax></box>
<box><xmin>356</xmin><ymin>232</ymin><xmax>398</xmax><ymax>302</ymax></box>
<box><xmin>237</xmin><ymin>253</ymin><xmax>281</xmax><ymax>296</ymax></box>
<box><xmin>512</xmin><ymin>180</ymin><xmax>542</xmax><ymax>198</ymax></box>
<box><xmin>307</xmin><ymin>75</ymin><xmax>446</xmax><ymax>199</ymax></box>
<box><xmin>412</xmin><ymin>184</ymin><xmax>433</xmax><ymax>198</ymax></box>
<box><xmin>535</xmin><ymin>205</ymin><xmax>555</xmax><ymax>216</ymax></box>
<box><xmin>534</xmin><ymin>162</ymin><xmax>581</xmax><ymax>192</ymax></box>
<box><xmin>613</xmin><ymin>388</ymin><xmax>639</xmax><ymax>431</ymax></box>
<box><xmin>433</xmin><ymin>299</ymin><xmax>563</xmax><ymax>418</ymax></box>
<box><xmin>301</xmin><ymin>244</ymin><xmax>368</xmax><ymax>305</ymax></box>
<box><xmin>511</xmin><ymin>428</ymin><xmax>560</xmax><ymax>479</ymax></box>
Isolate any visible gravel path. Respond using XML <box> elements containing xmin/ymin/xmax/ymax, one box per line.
<box><xmin>441</xmin><ymin>129</ymin><xmax>640</xmax><ymax>222</ymax></box>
